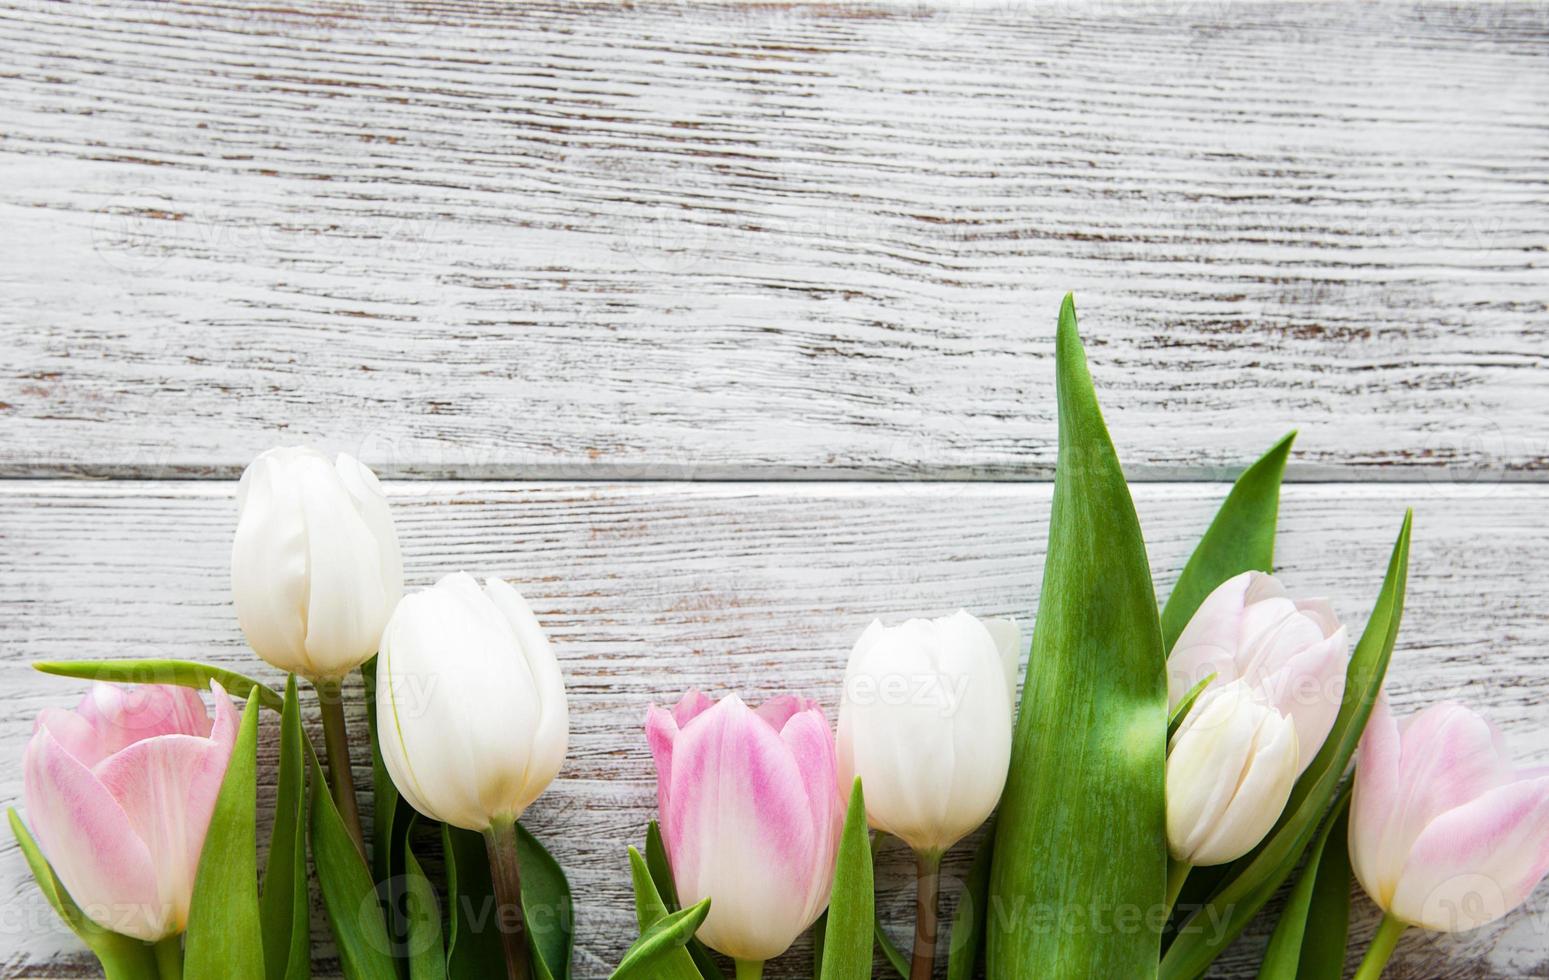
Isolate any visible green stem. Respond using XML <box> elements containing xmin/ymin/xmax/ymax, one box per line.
<box><xmin>484</xmin><ymin>820</ymin><xmax>532</xmax><ymax>980</ymax></box>
<box><xmin>315</xmin><ymin>677</ymin><xmax>366</xmax><ymax>860</ymax></box>
<box><xmin>152</xmin><ymin>935</ymin><xmax>182</xmax><ymax>980</ymax></box>
<box><xmin>911</xmin><ymin>849</ymin><xmax>943</xmax><ymax>980</ymax></box>
<box><xmin>1164</xmin><ymin>859</ymin><xmax>1191</xmax><ymax>916</ymax></box>
<box><xmin>1353</xmin><ymin>913</ymin><xmax>1407</xmax><ymax>980</ymax></box>
<box><xmin>734</xmin><ymin>960</ymin><xmax>764</xmax><ymax>980</ymax></box>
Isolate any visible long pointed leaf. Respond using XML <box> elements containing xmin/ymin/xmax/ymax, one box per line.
<box><xmin>1162</xmin><ymin>512</ymin><xmax>1412</xmax><ymax>979</ymax></box>
<box><xmin>627</xmin><ymin>847</ymin><xmax>702</xmax><ymax>980</ymax></box>
<box><xmin>404</xmin><ymin>844</ymin><xmax>448</xmax><ymax>980</ymax></box>
<box><xmin>443</xmin><ymin>824</ymin><xmax>507</xmax><ymax>980</ymax></box>
<box><xmin>261</xmin><ymin>676</ymin><xmax>310</xmax><ymax>980</ymax></box>
<box><xmin>1160</xmin><ymin>432</ymin><xmax>1294</xmax><ymax>651</ymax></box>
<box><xmin>609</xmin><ymin>900</ymin><xmax>712</xmax><ymax>980</ymax></box>
<box><xmin>1257</xmin><ymin>789</ymin><xmax>1351</xmax><ymax>980</ymax></box>
<box><xmin>988</xmin><ymin>294</ymin><xmax>1168</xmax><ymax>977</ymax></box>
<box><xmin>1295</xmin><ymin>800</ymin><xmax>1352</xmax><ymax>980</ymax></box>
<box><xmin>34</xmin><ymin>659</ymin><xmax>284</xmax><ymax>712</ymax></box>
<box><xmin>518</xmin><ymin>823</ymin><xmax>574</xmax><ymax>980</ymax></box>
<box><xmin>1167</xmin><ymin>674</ymin><xmax>1215</xmax><ymax>747</ymax></box>
<box><xmin>186</xmin><ymin>693</ymin><xmax>265</xmax><ymax>979</ymax></box>
<box><xmin>310</xmin><ymin>747</ymin><xmax>397</xmax><ymax>980</ymax></box>
<box><xmin>8</xmin><ymin>809</ymin><xmax>159</xmax><ymax>980</ymax></box>
<box><xmin>821</xmin><ymin>779</ymin><xmax>874</xmax><ymax>980</ymax></box>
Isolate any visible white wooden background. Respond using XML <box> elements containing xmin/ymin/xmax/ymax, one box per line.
<box><xmin>1</xmin><ymin>0</ymin><xmax>1547</xmax><ymax>977</ymax></box>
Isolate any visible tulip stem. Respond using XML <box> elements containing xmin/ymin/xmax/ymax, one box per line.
<box><xmin>911</xmin><ymin>849</ymin><xmax>943</xmax><ymax>980</ymax></box>
<box><xmin>734</xmin><ymin>960</ymin><xmax>764</xmax><ymax>980</ymax></box>
<box><xmin>1164</xmin><ymin>859</ymin><xmax>1191</xmax><ymax>916</ymax></box>
<box><xmin>315</xmin><ymin>678</ymin><xmax>367</xmax><ymax>861</ymax></box>
<box><xmin>484</xmin><ymin>820</ymin><xmax>532</xmax><ymax>980</ymax></box>
<box><xmin>1353</xmin><ymin>913</ymin><xmax>1407</xmax><ymax>980</ymax></box>
<box><xmin>152</xmin><ymin>936</ymin><xmax>182</xmax><ymax>980</ymax></box>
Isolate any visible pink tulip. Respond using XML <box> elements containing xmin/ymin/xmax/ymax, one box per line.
<box><xmin>645</xmin><ymin>691</ymin><xmax>843</xmax><ymax>965</ymax></box>
<box><xmin>1168</xmin><ymin>571</ymin><xmax>1348</xmax><ymax>774</ymax></box>
<box><xmin>1351</xmin><ymin>696</ymin><xmax>1549</xmax><ymax>932</ymax></box>
<box><xmin>23</xmin><ymin>682</ymin><xmax>239</xmax><ymax>942</ymax></box>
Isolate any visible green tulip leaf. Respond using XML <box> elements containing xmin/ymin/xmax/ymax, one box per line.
<box><xmin>988</xmin><ymin>294</ymin><xmax>1169</xmax><ymax>978</ymax></box>
<box><xmin>361</xmin><ymin>656</ymin><xmax>402</xmax><ymax>887</ymax></box>
<box><xmin>443</xmin><ymin>824</ymin><xmax>506</xmax><ymax>979</ymax></box>
<box><xmin>308</xmin><ymin>747</ymin><xmax>397</xmax><ymax>980</ymax></box>
<box><xmin>627</xmin><ymin>847</ymin><xmax>702</xmax><ymax>980</ymax></box>
<box><xmin>8</xmin><ymin>809</ymin><xmax>160</xmax><ymax>980</ymax></box>
<box><xmin>1257</xmin><ymin>790</ymin><xmax>1351</xmax><ymax>980</ymax></box>
<box><xmin>1167</xmin><ymin>673</ymin><xmax>1217</xmax><ymax>748</ymax></box>
<box><xmin>404</xmin><ymin>843</ymin><xmax>448</xmax><ymax>980</ymax></box>
<box><xmin>645</xmin><ymin>820</ymin><xmax>723</xmax><ymax>980</ymax></box>
<box><xmin>1162</xmin><ymin>511</ymin><xmax>1411</xmax><ymax>979</ymax></box>
<box><xmin>609</xmin><ymin>899</ymin><xmax>712</xmax><ymax>980</ymax></box>
<box><xmin>519</xmin><ymin>823</ymin><xmax>574</xmax><ymax>980</ymax></box>
<box><xmin>1160</xmin><ymin>432</ymin><xmax>1295</xmax><ymax>652</ymax></box>
<box><xmin>1295</xmin><ymin>800</ymin><xmax>1353</xmax><ymax>980</ymax></box>
<box><xmin>186</xmin><ymin>693</ymin><xmax>266</xmax><ymax>979</ymax></box>
<box><xmin>33</xmin><ymin>659</ymin><xmax>284</xmax><ymax>712</ymax></box>
<box><xmin>820</xmin><ymin>779</ymin><xmax>874</xmax><ymax>980</ymax></box>
<box><xmin>441</xmin><ymin>822</ymin><xmax>573</xmax><ymax>980</ymax></box>
<box><xmin>946</xmin><ymin>826</ymin><xmax>995</xmax><ymax>980</ymax></box>
<box><xmin>260</xmin><ymin>677</ymin><xmax>311</xmax><ymax>980</ymax></box>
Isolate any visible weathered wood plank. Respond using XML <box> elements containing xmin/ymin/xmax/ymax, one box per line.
<box><xmin>1</xmin><ymin>1</ymin><xmax>1546</xmax><ymax>479</ymax></box>
<box><xmin>0</xmin><ymin>479</ymin><xmax>1545</xmax><ymax>977</ymax></box>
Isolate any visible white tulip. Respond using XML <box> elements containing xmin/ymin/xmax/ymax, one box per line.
<box><xmin>837</xmin><ymin>611</ymin><xmax>1021</xmax><ymax>855</ymax></box>
<box><xmin>1167</xmin><ymin>680</ymin><xmax>1298</xmax><ymax>867</ymax></box>
<box><xmin>232</xmin><ymin>447</ymin><xmax>403</xmax><ymax>680</ymax></box>
<box><xmin>376</xmin><ymin>573</ymin><xmax>569</xmax><ymax>831</ymax></box>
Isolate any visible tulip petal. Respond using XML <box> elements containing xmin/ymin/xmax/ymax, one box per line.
<box><xmin>299</xmin><ymin>454</ymin><xmax>396</xmax><ymax>677</ymax></box>
<box><xmin>87</xmin><ymin>684</ymin><xmax>238</xmax><ymax>939</ymax></box>
<box><xmin>1257</xmin><ymin>625</ymin><xmax>1348</xmax><ymax>774</ymax></box>
<box><xmin>1192</xmin><ymin>708</ymin><xmax>1298</xmax><ymax>866</ymax></box>
<box><xmin>1351</xmin><ymin>693</ymin><xmax>1404</xmax><ymax>908</ymax></box>
<box><xmin>645</xmin><ymin>705</ymin><xmax>679</xmax><ymax>821</ymax></box>
<box><xmin>664</xmin><ymin>696</ymin><xmax>822</xmax><ymax>962</ymax></box>
<box><xmin>1169</xmin><ymin>571</ymin><xmax>1257</xmax><ymax>704</ymax></box>
<box><xmin>23</xmin><ymin>725</ymin><xmax>164</xmax><ymax>941</ymax></box>
<box><xmin>232</xmin><ymin>450</ymin><xmax>313</xmax><ymax>674</ymax></box>
<box><xmin>672</xmin><ymin>690</ymin><xmax>716</xmax><ymax>727</ymax></box>
<box><xmin>1167</xmin><ymin>684</ymin><xmax>1259</xmax><ymax>862</ymax></box>
<box><xmin>334</xmin><ymin>452</ymin><xmax>404</xmax><ymax>614</ymax></box>
<box><xmin>778</xmin><ymin>707</ymin><xmax>842</xmax><ymax>926</ymax></box>
<box><xmin>1354</xmin><ymin>700</ymin><xmax>1512</xmax><ymax>911</ymax></box>
<box><xmin>1392</xmin><ymin>774</ymin><xmax>1549</xmax><ymax>931</ymax></box>
<box><xmin>980</xmin><ymin>616</ymin><xmax>1024</xmax><ymax>699</ymax></box>
<box><xmin>485</xmin><ymin>578</ymin><xmax>569</xmax><ymax>815</ymax></box>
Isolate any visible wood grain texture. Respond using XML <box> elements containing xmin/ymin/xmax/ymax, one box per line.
<box><xmin>2</xmin><ymin>0</ymin><xmax>1548</xmax><ymax>479</ymax></box>
<box><xmin>2</xmin><ymin>479</ymin><xmax>1547</xmax><ymax>977</ymax></box>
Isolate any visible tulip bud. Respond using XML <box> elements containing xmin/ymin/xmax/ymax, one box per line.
<box><xmin>1167</xmin><ymin>680</ymin><xmax>1298</xmax><ymax>867</ymax></box>
<box><xmin>646</xmin><ymin>691</ymin><xmax>843</xmax><ymax>963</ymax></box>
<box><xmin>22</xmin><ymin>683</ymin><xmax>239</xmax><ymax>942</ymax></box>
<box><xmin>232</xmin><ymin>446</ymin><xmax>403</xmax><ymax>680</ymax></box>
<box><xmin>376</xmin><ymin>573</ymin><xmax>569</xmax><ymax>831</ymax></box>
<box><xmin>1350</xmin><ymin>697</ymin><xmax>1549</xmax><ymax>932</ymax></box>
<box><xmin>1168</xmin><ymin>571</ymin><xmax>1347</xmax><ymax>774</ymax></box>
<box><xmin>837</xmin><ymin>611</ymin><xmax>1020</xmax><ymax>855</ymax></box>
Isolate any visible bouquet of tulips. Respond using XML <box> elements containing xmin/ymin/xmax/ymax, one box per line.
<box><xmin>14</xmin><ymin>296</ymin><xmax>1549</xmax><ymax>980</ymax></box>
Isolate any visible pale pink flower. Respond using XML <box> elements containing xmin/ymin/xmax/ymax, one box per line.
<box><xmin>23</xmin><ymin>683</ymin><xmax>238</xmax><ymax>942</ymax></box>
